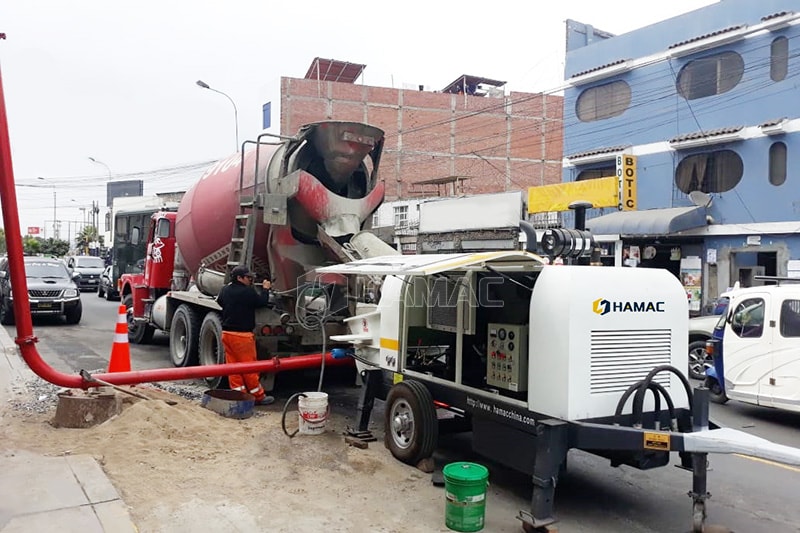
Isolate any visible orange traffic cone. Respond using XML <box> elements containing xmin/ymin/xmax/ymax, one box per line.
<box><xmin>108</xmin><ymin>304</ymin><xmax>131</xmax><ymax>373</ymax></box>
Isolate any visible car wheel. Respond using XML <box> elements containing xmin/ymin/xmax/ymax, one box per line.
<box><xmin>123</xmin><ymin>294</ymin><xmax>155</xmax><ymax>344</ymax></box>
<box><xmin>64</xmin><ymin>301</ymin><xmax>82</xmax><ymax>325</ymax></box>
<box><xmin>688</xmin><ymin>340</ymin><xmax>711</xmax><ymax>380</ymax></box>
<box><xmin>0</xmin><ymin>300</ymin><xmax>14</xmax><ymax>326</ymax></box>
<box><xmin>384</xmin><ymin>380</ymin><xmax>438</xmax><ymax>465</ymax></box>
<box><xmin>105</xmin><ymin>288</ymin><xmax>115</xmax><ymax>301</ymax></box>
<box><xmin>97</xmin><ymin>283</ymin><xmax>104</xmax><ymax>298</ymax></box>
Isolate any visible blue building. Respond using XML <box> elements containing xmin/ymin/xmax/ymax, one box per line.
<box><xmin>562</xmin><ymin>0</ymin><xmax>800</xmax><ymax>313</ymax></box>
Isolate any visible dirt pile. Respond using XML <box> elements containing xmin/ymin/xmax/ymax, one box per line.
<box><xmin>1</xmin><ymin>380</ymin><xmax>451</xmax><ymax>532</ymax></box>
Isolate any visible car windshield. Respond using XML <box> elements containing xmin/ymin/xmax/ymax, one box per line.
<box><xmin>25</xmin><ymin>261</ymin><xmax>70</xmax><ymax>279</ymax></box>
<box><xmin>75</xmin><ymin>257</ymin><xmax>105</xmax><ymax>268</ymax></box>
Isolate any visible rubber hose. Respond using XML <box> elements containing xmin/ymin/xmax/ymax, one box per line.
<box><xmin>281</xmin><ymin>392</ymin><xmax>307</xmax><ymax>438</ymax></box>
<box><xmin>614</xmin><ymin>380</ymin><xmax>675</xmax><ymax>428</ymax></box>
<box><xmin>632</xmin><ymin>365</ymin><xmax>694</xmax><ymax>427</ymax></box>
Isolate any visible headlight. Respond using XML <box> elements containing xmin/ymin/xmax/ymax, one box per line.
<box><xmin>63</xmin><ymin>288</ymin><xmax>78</xmax><ymax>298</ymax></box>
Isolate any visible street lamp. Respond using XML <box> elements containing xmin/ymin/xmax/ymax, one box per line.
<box><xmin>196</xmin><ymin>79</ymin><xmax>239</xmax><ymax>152</ymax></box>
<box><xmin>88</xmin><ymin>156</ymin><xmax>112</xmax><ymax>179</ymax></box>
<box><xmin>37</xmin><ymin>177</ymin><xmax>58</xmax><ymax>239</ymax></box>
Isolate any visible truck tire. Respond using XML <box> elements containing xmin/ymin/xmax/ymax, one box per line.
<box><xmin>64</xmin><ymin>302</ymin><xmax>82</xmax><ymax>325</ymax></box>
<box><xmin>384</xmin><ymin>380</ymin><xmax>438</xmax><ymax>465</ymax></box>
<box><xmin>169</xmin><ymin>305</ymin><xmax>201</xmax><ymax>367</ymax></box>
<box><xmin>123</xmin><ymin>294</ymin><xmax>155</xmax><ymax>344</ymax></box>
<box><xmin>198</xmin><ymin>312</ymin><xmax>227</xmax><ymax>389</ymax></box>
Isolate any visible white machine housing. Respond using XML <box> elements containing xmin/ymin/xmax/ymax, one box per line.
<box><xmin>529</xmin><ymin>266</ymin><xmax>689</xmax><ymax>420</ymax></box>
<box><xmin>324</xmin><ymin>253</ymin><xmax>689</xmax><ymax>422</ymax></box>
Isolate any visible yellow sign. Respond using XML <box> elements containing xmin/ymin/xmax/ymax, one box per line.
<box><xmin>393</xmin><ymin>373</ymin><xmax>404</xmax><ymax>384</ymax></box>
<box><xmin>643</xmin><ymin>431</ymin><xmax>670</xmax><ymax>451</ymax></box>
<box><xmin>527</xmin><ymin>176</ymin><xmax>619</xmax><ymax>214</ymax></box>
<box><xmin>617</xmin><ymin>155</ymin><xmax>637</xmax><ymax>211</ymax></box>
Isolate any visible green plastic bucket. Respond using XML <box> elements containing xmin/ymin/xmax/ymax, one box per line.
<box><xmin>443</xmin><ymin>462</ymin><xmax>489</xmax><ymax>532</ymax></box>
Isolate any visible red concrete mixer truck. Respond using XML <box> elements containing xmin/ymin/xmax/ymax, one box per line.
<box><xmin>117</xmin><ymin>121</ymin><xmax>396</xmax><ymax>388</ymax></box>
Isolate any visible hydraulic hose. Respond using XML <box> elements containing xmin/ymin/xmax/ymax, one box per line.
<box><xmin>632</xmin><ymin>365</ymin><xmax>694</xmax><ymax>429</ymax></box>
<box><xmin>614</xmin><ymin>380</ymin><xmax>676</xmax><ymax>430</ymax></box>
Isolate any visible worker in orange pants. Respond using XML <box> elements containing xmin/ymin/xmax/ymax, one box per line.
<box><xmin>217</xmin><ymin>265</ymin><xmax>274</xmax><ymax>405</ymax></box>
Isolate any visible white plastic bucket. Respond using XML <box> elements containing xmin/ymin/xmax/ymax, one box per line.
<box><xmin>298</xmin><ymin>392</ymin><xmax>329</xmax><ymax>435</ymax></box>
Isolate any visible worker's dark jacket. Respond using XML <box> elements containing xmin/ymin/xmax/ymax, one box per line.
<box><xmin>216</xmin><ymin>281</ymin><xmax>271</xmax><ymax>332</ymax></box>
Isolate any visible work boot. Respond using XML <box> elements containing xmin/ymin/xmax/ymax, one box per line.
<box><xmin>255</xmin><ymin>395</ymin><xmax>275</xmax><ymax>406</ymax></box>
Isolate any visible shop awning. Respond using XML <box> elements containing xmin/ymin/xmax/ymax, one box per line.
<box><xmin>586</xmin><ymin>206</ymin><xmax>707</xmax><ymax>236</ymax></box>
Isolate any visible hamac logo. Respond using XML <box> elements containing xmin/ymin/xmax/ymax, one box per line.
<box><xmin>593</xmin><ymin>298</ymin><xmax>666</xmax><ymax>315</ymax></box>
<box><xmin>593</xmin><ymin>298</ymin><xmax>611</xmax><ymax>315</ymax></box>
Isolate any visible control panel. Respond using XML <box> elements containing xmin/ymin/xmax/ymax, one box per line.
<box><xmin>486</xmin><ymin>323</ymin><xmax>529</xmax><ymax>391</ymax></box>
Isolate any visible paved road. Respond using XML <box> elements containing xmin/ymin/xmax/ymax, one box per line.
<box><xmin>6</xmin><ymin>292</ymin><xmax>800</xmax><ymax>532</ymax></box>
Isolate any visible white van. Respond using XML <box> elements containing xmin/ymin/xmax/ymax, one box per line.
<box><xmin>705</xmin><ymin>279</ymin><xmax>800</xmax><ymax>411</ymax></box>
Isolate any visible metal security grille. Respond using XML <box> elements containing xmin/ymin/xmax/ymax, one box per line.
<box><xmin>590</xmin><ymin>329</ymin><xmax>672</xmax><ymax>394</ymax></box>
<box><xmin>29</xmin><ymin>289</ymin><xmax>62</xmax><ymax>298</ymax></box>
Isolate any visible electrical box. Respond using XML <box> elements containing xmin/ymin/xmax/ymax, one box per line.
<box><xmin>486</xmin><ymin>323</ymin><xmax>528</xmax><ymax>391</ymax></box>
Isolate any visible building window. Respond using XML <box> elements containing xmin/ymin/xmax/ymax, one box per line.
<box><xmin>769</xmin><ymin>142</ymin><xmax>787</xmax><ymax>186</ymax></box>
<box><xmin>576</xmin><ymin>80</ymin><xmax>631</xmax><ymax>122</ymax></box>
<box><xmin>371</xmin><ymin>212</ymin><xmax>380</xmax><ymax>227</ymax></box>
<box><xmin>394</xmin><ymin>205</ymin><xmax>408</xmax><ymax>227</ymax></box>
<box><xmin>675</xmin><ymin>150</ymin><xmax>743</xmax><ymax>193</ymax></box>
<box><xmin>771</xmin><ymin>36</ymin><xmax>789</xmax><ymax>82</ymax></box>
<box><xmin>676</xmin><ymin>51</ymin><xmax>744</xmax><ymax>100</ymax></box>
<box><xmin>576</xmin><ymin>164</ymin><xmax>616</xmax><ymax>181</ymax></box>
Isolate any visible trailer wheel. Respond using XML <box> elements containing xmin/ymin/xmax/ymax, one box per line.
<box><xmin>198</xmin><ymin>311</ymin><xmax>227</xmax><ymax>389</ymax></box>
<box><xmin>124</xmin><ymin>294</ymin><xmax>154</xmax><ymax>344</ymax></box>
<box><xmin>384</xmin><ymin>380</ymin><xmax>438</xmax><ymax>465</ymax></box>
<box><xmin>169</xmin><ymin>305</ymin><xmax>201</xmax><ymax>367</ymax></box>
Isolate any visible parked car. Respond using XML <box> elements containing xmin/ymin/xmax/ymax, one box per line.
<box><xmin>66</xmin><ymin>255</ymin><xmax>105</xmax><ymax>291</ymax></box>
<box><xmin>704</xmin><ymin>281</ymin><xmax>800</xmax><ymax>412</ymax></box>
<box><xmin>687</xmin><ymin>294</ymin><xmax>731</xmax><ymax>379</ymax></box>
<box><xmin>0</xmin><ymin>256</ymin><xmax>82</xmax><ymax>325</ymax></box>
<box><xmin>97</xmin><ymin>265</ymin><xmax>119</xmax><ymax>301</ymax></box>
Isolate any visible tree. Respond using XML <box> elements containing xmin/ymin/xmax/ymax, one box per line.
<box><xmin>75</xmin><ymin>226</ymin><xmax>104</xmax><ymax>255</ymax></box>
<box><xmin>41</xmin><ymin>237</ymin><xmax>69</xmax><ymax>257</ymax></box>
<box><xmin>20</xmin><ymin>236</ymin><xmax>68</xmax><ymax>257</ymax></box>
<box><xmin>22</xmin><ymin>235</ymin><xmax>41</xmax><ymax>255</ymax></box>
<box><xmin>0</xmin><ymin>228</ymin><xmax>5</xmax><ymax>255</ymax></box>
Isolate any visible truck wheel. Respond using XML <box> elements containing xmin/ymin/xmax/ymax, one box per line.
<box><xmin>198</xmin><ymin>312</ymin><xmax>227</xmax><ymax>389</ymax></box>
<box><xmin>0</xmin><ymin>300</ymin><xmax>14</xmax><ymax>326</ymax></box>
<box><xmin>169</xmin><ymin>305</ymin><xmax>201</xmax><ymax>367</ymax></box>
<box><xmin>704</xmin><ymin>376</ymin><xmax>728</xmax><ymax>404</ymax></box>
<box><xmin>384</xmin><ymin>380</ymin><xmax>438</xmax><ymax>465</ymax></box>
<box><xmin>64</xmin><ymin>302</ymin><xmax>82</xmax><ymax>325</ymax></box>
<box><xmin>123</xmin><ymin>294</ymin><xmax>155</xmax><ymax>344</ymax></box>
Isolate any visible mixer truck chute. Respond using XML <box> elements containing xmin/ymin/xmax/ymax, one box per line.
<box><xmin>118</xmin><ymin>121</ymin><xmax>396</xmax><ymax>388</ymax></box>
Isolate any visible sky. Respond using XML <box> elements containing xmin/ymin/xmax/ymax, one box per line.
<box><xmin>0</xmin><ymin>0</ymin><xmax>718</xmax><ymax>241</ymax></box>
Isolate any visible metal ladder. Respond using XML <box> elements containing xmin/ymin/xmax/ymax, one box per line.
<box><xmin>225</xmin><ymin>148</ymin><xmax>262</xmax><ymax>282</ymax></box>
